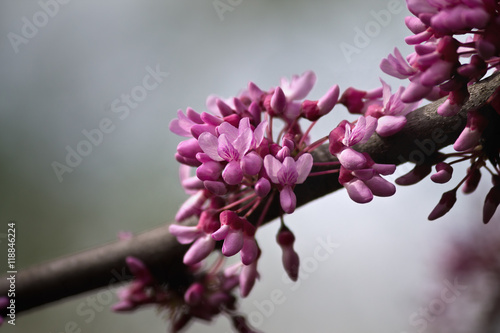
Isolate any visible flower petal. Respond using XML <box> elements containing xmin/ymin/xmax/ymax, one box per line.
<box><xmin>198</xmin><ymin>132</ymin><xmax>224</xmax><ymax>161</ymax></box>
<box><xmin>295</xmin><ymin>153</ymin><xmax>313</xmax><ymax>184</ymax></box>
<box><xmin>376</xmin><ymin>115</ymin><xmax>407</xmax><ymax>137</ymax></box>
<box><xmin>280</xmin><ymin>186</ymin><xmax>297</xmax><ymax>214</ymax></box>
<box><xmin>264</xmin><ymin>155</ymin><xmax>282</xmax><ymax>184</ymax></box>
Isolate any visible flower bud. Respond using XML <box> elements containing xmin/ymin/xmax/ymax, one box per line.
<box><xmin>395</xmin><ymin>163</ymin><xmax>432</xmax><ymax>185</ymax></box>
<box><xmin>483</xmin><ymin>185</ymin><xmax>500</xmax><ymax>224</ymax></box>
<box><xmin>184</xmin><ymin>283</ymin><xmax>204</xmax><ymax>305</ymax></box>
<box><xmin>277</xmin><ymin>227</ymin><xmax>300</xmax><ymax>281</ymax></box>
<box><xmin>431</xmin><ymin>162</ymin><xmax>453</xmax><ymax>183</ymax></box>
<box><xmin>428</xmin><ymin>189</ymin><xmax>457</xmax><ymax>220</ymax></box>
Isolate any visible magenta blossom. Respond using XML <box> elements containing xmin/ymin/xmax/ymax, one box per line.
<box><xmin>264</xmin><ymin>153</ymin><xmax>313</xmax><ymax>214</ymax></box>
<box><xmin>329</xmin><ymin>116</ymin><xmax>377</xmax><ymax>170</ymax></box>
<box><xmin>338</xmin><ymin>153</ymin><xmax>396</xmax><ymax>203</ymax></box>
<box><xmin>112</xmin><ymin>257</ymin><xmax>156</xmax><ymax>312</ymax></box>
<box><xmin>169</xmin><ymin>210</ymin><xmax>220</xmax><ymax>265</ymax></box>
<box><xmin>364</xmin><ymin>80</ymin><xmax>419</xmax><ymax>137</ymax></box>
<box><xmin>212</xmin><ymin>210</ymin><xmax>259</xmax><ymax>265</ymax></box>
<box><xmin>198</xmin><ymin>118</ymin><xmax>267</xmax><ymax>185</ymax></box>
<box><xmin>280</xmin><ymin>70</ymin><xmax>317</xmax><ymax>101</ymax></box>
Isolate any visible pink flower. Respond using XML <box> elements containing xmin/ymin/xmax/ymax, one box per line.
<box><xmin>301</xmin><ymin>85</ymin><xmax>340</xmax><ymax>121</ymax></box>
<box><xmin>380</xmin><ymin>48</ymin><xmax>417</xmax><ymax>80</ymax></box>
<box><xmin>212</xmin><ymin>210</ymin><xmax>259</xmax><ymax>265</ymax></box>
<box><xmin>280</xmin><ymin>71</ymin><xmax>317</xmax><ymax>101</ymax></box>
<box><xmin>169</xmin><ymin>210</ymin><xmax>220</xmax><ymax>265</ymax></box>
<box><xmin>264</xmin><ymin>153</ymin><xmax>313</xmax><ymax>214</ymax></box>
<box><xmin>338</xmin><ymin>154</ymin><xmax>396</xmax><ymax>204</ymax></box>
<box><xmin>365</xmin><ymin>80</ymin><xmax>419</xmax><ymax>137</ymax></box>
<box><xmin>112</xmin><ymin>257</ymin><xmax>156</xmax><ymax>312</ymax></box>
<box><xmin>198</xmin><ymin>118</ymin><xmax>267</xmax><ymax>185</ymax></box>
<box><xmin>175</xmin><ymin>190</ymin><xmax>209</xmax><ymax>222</ymax></box>
<box><xmin>169</xmin><ymin>107</ymin><xmax>221</xmax><ymax>138</ymax></box>
<box><xmin>329</xmin><ymin>116</ymin><xmax>377</xmax><ymax>170</ymax></box>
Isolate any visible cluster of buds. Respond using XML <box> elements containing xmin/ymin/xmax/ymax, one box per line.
<box><xmin>113</xmin><ymin>256</ymin><xmax>258</xmax><ymax>332</ymax></box>
<box><xmin>382</xmin><ymin>0</ymin><xmax>500</xmax><ymax>116</ymax></box>
<box><xmin>379</xmin><ymin>0</ymin><xmax>500</xmax><ymax>223</ymax></box>
<box><xmin>112</xmin><ymin>1</ymin><xmax>500</xmax><ymax>331</ymax></box>
<box><xmin>169</xmin><ymin>71</ymin><xmax>343</xmax><ymax>309</ymax></box>
<box><xmin>164</xmin><ymin>70</ymin><xmax>404</xmax><ymax>328</ymax></box>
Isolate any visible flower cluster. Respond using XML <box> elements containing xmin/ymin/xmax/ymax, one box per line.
<box><xmin>112</xmin><ymin>2</ymin><xmax>500</xmax><ymax>331</ymax></box>
<box><xmin>113</xmin><ymin>256</ymin><xmax>258</xmax><ymax>332</ymax></box>
<box><xmin>169</xmin><ymin>71</ymin><xmax>344</xmax><ymax>306</ymax></box>
<box><xmin>376</xmin><ymin>0</ymin><xmax>500</xmax><ymax>223</ymax></box>
<box><xmin>166</xmin><ymin>69</ymin><xmax>403</xmax><ymax>328</ymax></box>
<box><xmin>402</xmin><ymin>96</ymin><xmax>500</xmax><ymax>223</ymax></box>
<box><xmin>382</xmin><ymin>0</ymin><xmax>500</xmax><ymax>116</ymax></box>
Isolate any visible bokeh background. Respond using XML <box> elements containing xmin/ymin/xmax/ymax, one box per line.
<box><xmin>0</xmin><ymin>1</ymin><xmax>494</xmax><ymax>332</ymax></box>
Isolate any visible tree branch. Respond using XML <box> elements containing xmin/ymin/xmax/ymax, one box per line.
<box><xmin>2</xmin><ymin>72</ymin><xmax>500</xmax><ymax>318</ymax></box>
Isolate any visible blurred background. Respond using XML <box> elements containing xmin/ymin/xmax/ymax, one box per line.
<box><xmin>0</xmin><ymin>0</ymin><xmax>496</xmax><ymax>332</ymax></box>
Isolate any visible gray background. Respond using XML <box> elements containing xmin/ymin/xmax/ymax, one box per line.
<box><xmin>0</xmin><ymin>0</ymin><xmax>492</xmax><ymax>332</ymax></box>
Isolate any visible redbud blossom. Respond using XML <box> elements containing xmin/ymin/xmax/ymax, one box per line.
<box><xmin>264</xmin><ymin>154</ymin><xmax>313</xmax><ymax>214</ymax></box>
<box><xmin>428</xmin><ymin>189</ymin><xmax>457</xmax><ymax>220</ymax></box>
<box><xmin>276</xmin><ymin>227</ymin><xmax>300</xmax><ymax>281</ymax></box>
<box><xmin>431</xmin><ymin>162</ymin><xmax>454</xmax><ymax>184</ymax></box>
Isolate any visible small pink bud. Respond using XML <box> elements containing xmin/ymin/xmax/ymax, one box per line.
<box><xmin>241</xmin><ymin>152</ymin><xmax>263</xmax><ymax>176</ymax></box>
<box><xmin>270</xmin><ymin>87</ymin><xmax>286</xmax><ymax>115</ymax></box>
<box><xmin>339</xmin><ymin>87</ymin><xmax>367</xmax><ymax>114</ymax></box>
<box><xmin>239</xmin><ymin>261</ymin><xmax>259</xmax><ymax>297</ymax></box>
<box><xmin>453</xmin><ymin>111</ymin><xmax>487</xmax><ymax>151</ymax></box>
<box><xmin>232</xmin><ymin>97</ymin><xmax>246</xmax><ymax>114</ymax></box>
<box><xmin>365</xmin><ymin>175</ymin><xmax>396</xmax><ymax>197</ymax></box>
<box><xmin>112</xmin><ymin>300</ymin><xmax>135</xmax><ymax>312</ymax></box>
<box><xmin>125</xmin><ymin>257</ymin><xmax>153</xmax><ymax>285</ymax></box>
<box><xmin>395</xmin><ymin>163</ymin><xmax>432</xmax><ymax>185</ymax></box>
<box><xmin>222</xmin><ymin>229</ymin><xmax>244</xmax><ymax>257</ymax></box>
<box><xmin>199</xmin><ymin>210</ymin><xmax>221</xmax><ymax>234</ymax></box>
<box><xmin>176</xmin><ymin>138</ymin><xmax>202</xmax><ymax>159</ymax></box>
<box><xmin>344</xmin><ymin>179</ymin><xmax>373</xmax><ymax>204</ymax></box>
<box><xmin>255</xmin><ymin>178</ymin><xmax>271</xmax><ymax>197</ymax></box>
<box><xmin>118</xmin><ymin>231</ymin><xmax>133</xmax><ymax>240</ymax></box>
<box><xmin>248</xmin><ymin>81</ymin><xmax>264</xmax><ymax>101</ymax></box>
<box><xmin>303</xmin><ymin>85</ymin><xmax>340</xmax><ymax>121</ymax></box>
<box><xmin>430</xmin><ymin>162</ymin><xmax>453</xmax><ymax>183</ymax></box>
<box><xmin>241</xmin><ymin>236</ymin><xmax>259</xmax><ymax>265</ymax></box>
<box><xmin>204</xmin><ymin>180</ymin><xmax>227</xmax><ymax>195</ymax></box>
<box><xmin>277</xmin><ymin>228</ymin><xmax>300</xmax><ymax>281</ymax></box>
<box><xmin>428</xmin><ymin>189</ymin><xmax>457</xmax><ymax>220</ymax></box>
<box><xmin>184</xmin><ymin>283</ymin><xmax>204</xmax><ymax>305</ymax></box>
<box><xmin>462</xmin><ymin>167</ymin><xmax>481</xmax><ymax>194</ymax></box>
<box><xmin>483</xmin><ymin>185</ymin><xmax>500</xmax><ymax>224</ymax></box>
<box><xmin>196</xmin><ymin>161</ymin><xmax>223</xmax><ymax>181</ymax></box>
<box><xmin>216</xmin><ymin>98</ymin><xmax>234</xmax><ymax>117</ymax></box>
<box><xmin>183</xmin><ymin>235</ymin><xmax>215</xmax><ymax>265</ymax></box>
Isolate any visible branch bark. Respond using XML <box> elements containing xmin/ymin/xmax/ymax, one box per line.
<box><xmin>2</xmin><ymin>72</ymin><xmax>500</xmax><ymax>318</ymax></box>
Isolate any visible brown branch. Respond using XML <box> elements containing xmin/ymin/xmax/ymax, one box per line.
<box><xmin>2</xmin><ymin>72</ymin><xmax>500</xmax><ymax>318</ymax></box>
